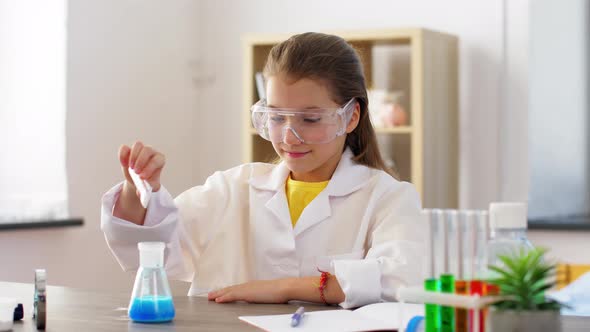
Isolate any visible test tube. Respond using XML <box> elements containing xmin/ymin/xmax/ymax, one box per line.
<box><xmin>430</xmin><ymin>209</ymin><xmax>447</xmax><ymax>279</ymax></box>
<box><xmin>423</xmin><ymin>209</ymin><xmax>440</xmax><ymax>332</ymax></box>
<box><xmin>424</xmin><ymin>278</ymin><xmax>440</xmax><ymax>332</ymax></box>
<box><xmin>461</xmin><ymin>211</ymin><xmax>475</xmax><ymax>282</ymax></box>
<box><xmin>424</xmin><ymin>209</ymin><xmax>436</xmax><ymax>280</ymax></box>
<box><xmin>447</xmin><ymin>210</ymin><xmax>461</xmax><ymax>279</ymax></box>
<box><xmin>440</xmin><ymin>210</ymin><xmax>456</xmax><ymax>332</ymax></box>
<box><xmin>454</xmin><ymin>211</ymin><xmax>470</xmax><ymax>332</ymax></box>
<box><xmin>469</xmin><ymin>210</ymin><xmax>489</xmax><ymax>332</ymax></box>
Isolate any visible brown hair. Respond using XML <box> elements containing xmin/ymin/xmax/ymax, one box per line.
<box><xmin>263</xmin><ymin>32</ymin><xmax>395</xmax><ymax>177</ymax></box>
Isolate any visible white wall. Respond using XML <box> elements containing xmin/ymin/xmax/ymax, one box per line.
<box><xmin>528</xmin><ymin>230</ymin><xmax>590</xmax><ymax>264</ymax></box>
<box><xmin>0</xmin><ymin>0</ymin><xmax>588</xmax><ymax>292</ymax></box>
<box><xmin>0</xmin><ymin>0</ymin><xmax>201</xmax><ymax>291</ymax></box>
<box><xmin>500</xmin><ymin>0</ymin><xmax>530</xmax><ymax>202</ymax></box>
<box><xmin>0</xmin><ymin>1</ymin><xmax>68</xmax><ymax>220</ymax></box>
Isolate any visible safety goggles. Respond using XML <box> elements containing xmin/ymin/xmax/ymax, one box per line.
<box><xmin>250</xmin><ymin>98</ymin><xmax>356</xmax><ymax>144</ymax></box>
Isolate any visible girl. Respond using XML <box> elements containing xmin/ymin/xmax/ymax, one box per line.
<box><xmin>101</xmin><ymin>32</ymin><xmax>424</xmax><ymax>309</ymax></box>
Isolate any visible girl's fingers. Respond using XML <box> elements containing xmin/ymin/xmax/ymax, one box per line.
<box><xmin>208</xmin><ymin>290</ymin><xmax>221</xmax><ymax>301</ymax></box>
<box><xmin>133</xmin><ymin>145</ymin><xmax>154</xmax><ymax>174</ymax></box>
<box><xmin>129</xmin><ymin>141</ymin><xmax>144</xmax><ymax>169</ymax></box>
<box><xmin>139</xmin><ymin>153</ymin><xmax>165</xmax><ymax>180</ymax></box>
<box><xmin>119</xmin><ymin>145</ymin><xmax>134</xmax><ymax>184</ymax></box>
<box><xmin>208</xmin><ymin>287</ymin><xmax>231</xmax><ymax>300</ymax></box>
<box><xmin>121</xmin><ymin>141</ymin><xmax>165</xmax><ymax>193</ymax></box>
<box><xmin>118</xmin><ymin>145</ymin><xmax>131</xmax><ymax>168</ymax></box>
<box><xmin>215</xmin><ymin>293</ymin><xmax>236</xmax><ymax>303</ymax></box>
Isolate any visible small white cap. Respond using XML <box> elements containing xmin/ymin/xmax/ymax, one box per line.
<box><xmin>138</xmin><ymin>242</ymin><xmax>165</xmax><ymax>268</ymax></box>
<box><xmin>489</xmin><ymin>202</ymin><xmax>528</xmax><ymax>229</ymax></box>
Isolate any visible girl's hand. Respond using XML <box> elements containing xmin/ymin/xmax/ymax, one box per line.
<box><xmin>119</xmin><ymin>141</ymin><xmax>166</xmax><ymax>193</ymax></box>
<box><xmin>207</xmin><ymin>279</ymin><xmax>292</xmax><ymax>304</ymax></box>
<box><xmin>113</xmin><ymin>140</ymin><xmax>166</xmax><ymax>225</ymax></box>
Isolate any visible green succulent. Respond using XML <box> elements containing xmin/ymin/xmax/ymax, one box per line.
<box><xmin>487</xmin><ymin>247</ymin><xmax>563</xmax><ymax>311</ymax></box>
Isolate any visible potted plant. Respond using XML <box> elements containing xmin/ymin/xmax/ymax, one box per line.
<box><xmin>486</xmin><ymin>248</ymin><xmax>563</xmax><ymax>332</ymax></box>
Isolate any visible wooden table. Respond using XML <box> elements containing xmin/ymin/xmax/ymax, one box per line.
<box><xmin>0</xmin><ymin>281</ymin><xmax>335</xmax><ymax>331</ymax></box>
<box><xmin>1</xmin><ymin>281</ymin><xmax>588</xmax><ymax>331</ymax></box>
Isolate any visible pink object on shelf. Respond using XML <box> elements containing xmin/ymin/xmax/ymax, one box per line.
<box><xmin>381</xmin><ymin>103</ymin><xmax>408</xmax><ymax>127</ymax></box>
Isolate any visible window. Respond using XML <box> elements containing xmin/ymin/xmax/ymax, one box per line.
<box><xmin>0</xmin><ymin>1</ymin><xmax>69</xmax><ymax>224</ymax></box>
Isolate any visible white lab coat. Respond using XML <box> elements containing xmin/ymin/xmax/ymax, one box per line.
<box><xmin>101</xmin><ymin>148</ymin><xmax>425</xmax><ymax>308</ymax></box>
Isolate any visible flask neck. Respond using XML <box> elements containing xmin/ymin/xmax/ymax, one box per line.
<box><xmin>140</xmin><ymin>251</ymin><xmax>164</xmax><ymax>268</ymax></box>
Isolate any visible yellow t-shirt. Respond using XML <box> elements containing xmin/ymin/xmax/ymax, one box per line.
<box><xmin>286</xmin><ymin>175</ymin><xmax>329</xmax><ymax>227</ymax></box>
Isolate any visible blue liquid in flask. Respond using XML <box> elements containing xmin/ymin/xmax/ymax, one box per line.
<box><xmin>129</xmin><ymin>295</ymin><xmax>175</xmax><ymax>323</ymax></box>
<box><xmin>129</xmin><ymin>242</ymin><xmax>176</xmax><ymax>323</ymax></box>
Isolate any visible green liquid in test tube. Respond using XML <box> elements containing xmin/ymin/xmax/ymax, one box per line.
<box><xmin>425</xmin><ymin>278</ymin><xmax>441</xmax><ymax>332</ymax></box>
<box><xmin>440</xmin><ymin>273</ymin><xmax>455</xmax><ymax>332</ymax></box>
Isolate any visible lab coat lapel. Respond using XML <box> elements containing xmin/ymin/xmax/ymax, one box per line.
<box><xmin>265</xmin><ymin>189</ymin><xmax>291</xmax><ymax>226</ymax></box>
<box><xmin>249</xmin><ymin>148</ymin><xmax>371</xmax><ymax>234</ymax></box>
<box><xmin>249</xmin><ymin>162</ymin><xmax>292</xmax><ymax>227</ymax></box>
<box><xmin>293</xmin><ymin>148</ymin><xmax>371</xmax><ymax>236</ymax></box>
<box><xmin>292</xmin><ymin>191</ymin><xmax>331</xmax><ymax>236</ymax></box>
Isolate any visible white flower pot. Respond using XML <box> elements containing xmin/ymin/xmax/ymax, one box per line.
<box><xmin>486</xmin><ymin>308</ymin><xmax>561</xmax><ymax>332</ymax></box>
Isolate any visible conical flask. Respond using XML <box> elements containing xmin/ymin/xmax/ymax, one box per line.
<box><xmin>128</xmin><ymin>242</ymin><xmax>175</xmax><ymax>323</ymax></box>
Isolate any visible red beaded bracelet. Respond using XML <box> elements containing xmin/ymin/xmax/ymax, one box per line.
<box><xmin>317</xmin><ymin>269</ymin><xmax>331</xmax><ymax>305</ymax></box>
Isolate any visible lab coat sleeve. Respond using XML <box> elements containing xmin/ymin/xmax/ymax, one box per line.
<box><xmin>102</xmin><ymin>170</ymin><xmax>236</xmax><ymax>283</ymax></box>
<box><xmin>100</xmin><ymin>182</ymin><xmax>192</xmax><ymax>281</ymax></box>
<box><xmin>172</xmin><ymin>170</ymin><xmax>234</xmax><ymax>266</ymax></box>
<box><xmin>332</xmin><ymin>181</ymin><xmax>425</xmax><ymax>309</ymax></box>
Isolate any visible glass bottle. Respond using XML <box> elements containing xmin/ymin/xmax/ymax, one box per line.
<box><xmin>128</xmin><ymin>242</ymin><xmax>175</xmax><ymax>323</ymax></box>
<box><xmin>487</xmin><ymin>202</ymin><xmax>535</xmax><ymax>269</ymax></box>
